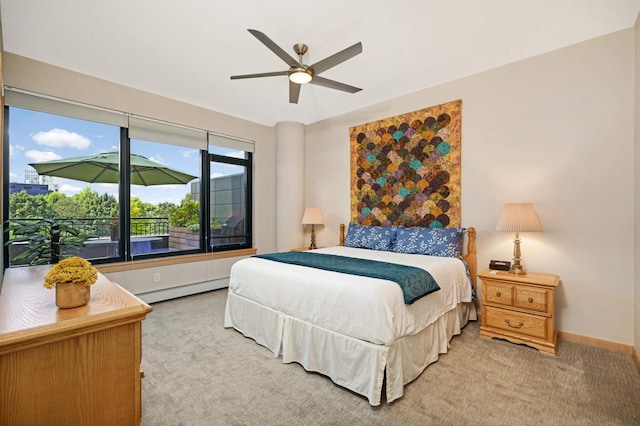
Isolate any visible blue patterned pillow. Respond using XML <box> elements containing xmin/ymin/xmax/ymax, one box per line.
<box><xmin>392</xmin><ymin>227</ymin><xmax>464</xmax><ymax>257</ymax></box>
<box><xmin>344</xmin><ymin>223</ymin><xmax>396</xmax><ymax>251</ymax></box>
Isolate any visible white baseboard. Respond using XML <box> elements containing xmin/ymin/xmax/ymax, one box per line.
<box><xmin>136</xmin><ymin>277</ymin><xmax>229</xmax><ymax>304</ymax></box>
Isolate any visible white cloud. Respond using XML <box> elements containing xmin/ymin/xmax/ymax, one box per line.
<box><xmin>147</xmin><ymin>155</ymin><xmax>168</xmax><ymax>166</ymax></box>
<box><xmin>181</xmin><ymin>149</ymin><xmax>199</xmax><ymax>159</ymax></box>
<box><xmin>227</xmin><ymin>150</ymin><xmax>244</xmax><ymax>159</ymax></box>
<box><xmin>96</xmin><ymin>183</ymin><xmax>118</xmax><ymax>196</ymax></box>
<box><xmin>59</xmin><ymin>183</ymin><xmax>83</xmax><ymax>195</ymax></box>
<box><xmin>9</xmin><ymin>144</ymin><xmax>25</xmax><ymax>158</ymax></box>
<box><xmin>9</xmin><ymin>172</ymin><xmax>17</xmax><ymax>180</ymax></box>
<box><xmin>25</xmin><ymin>150</ymin><xmax>62</xmax><ymax>163</ymax></box>
<box><xmin>32</xmin><ymin>128</ymin><xmax>91</xmax><ymax>149</ymax></box>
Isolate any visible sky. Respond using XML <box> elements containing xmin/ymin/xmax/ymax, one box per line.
<box><xmin>8</xmin><ymin>107</ymin><xmax>244</xmax><ymax>205</ymax></box>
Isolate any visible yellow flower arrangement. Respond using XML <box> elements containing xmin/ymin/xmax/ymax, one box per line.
<box><xmin>43</xmin><ymin>256</ymin><xmax>98</xmax><ymax>289</ymax></box>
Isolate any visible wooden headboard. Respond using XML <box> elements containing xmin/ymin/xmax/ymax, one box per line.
<box><xmin>338</xmin><ymin>224</ymin><xmax>477</xmax><ymax>290</ymax></box>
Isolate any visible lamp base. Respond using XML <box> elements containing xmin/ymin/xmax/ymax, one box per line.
<box><xmin>509</xmin><ymin>233</ymin><xmax>526</xmax><ymax>274</ymax></box>
<box><xmin>509</xmin><ymin>262</ymin><xmax>525</xmax><ymax>275</ymax></box>
<box><xmin>308</xmin><ymin>224</ymin><xmax>317</xmax><ymax>250</ymax></box>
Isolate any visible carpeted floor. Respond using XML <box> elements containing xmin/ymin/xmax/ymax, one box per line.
<box><xmin>141</xmin><ymin>289</ymin><xmax>640</xmax><ymax>426</ymax></box>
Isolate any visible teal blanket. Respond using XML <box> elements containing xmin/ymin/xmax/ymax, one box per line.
<box><xmin>254</xmin><ymin>251</ymin><xmax>440</xmax><ymax>304</ymax></box>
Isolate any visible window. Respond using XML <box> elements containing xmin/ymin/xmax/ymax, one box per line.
<box><xmin>207</xmin><ymin>144</ymin><xmax>252</xmax><ymax>250</ymax></box>
<box><xmin>4</xmin><ymin>107</ymin><xmax>122</xmax><ymax>266</ymax></box>
<box><xmin>3</xmin><ymin>91</ymin><xmax>254</xmax><ymax>267</ymax></box>
<box><xmin>129</xmin><ymin>138</ymin><xmax>200</xmax><ymax>257</ymax></box>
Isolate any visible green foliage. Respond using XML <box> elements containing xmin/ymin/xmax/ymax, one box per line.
<box><xmin>10</xmin><ymin>187</ymin><xmax>119</xmax><ymax>219</ymax></box>
<box><xmin>140</xmin><ymin>200</ymin><xmax>159</xmax><ymax>218</ymax></box>
<box><xmin>130</xmin><ymin>197</ymin><xmax>146</xmax><ymax>218</ymax></box>
<box><xmin>5</xmin><ymin>213</ymin><xmax>95</xmax><ymax>265</ymax></box>
<box><xmin>74</xmin><ymin>187</ymin><xmax>118</xmax><ymax>217</ymax></box>
<box><xmin>168</xmin><ymin>193</ymin><xmax>200</xmax><ymax>227</ymax></box>
<box><xmin>53</xmin><ymin>197</ymin><xmax>88</xmax><ymax>218</ymax></box>
<box><xmin>148</xmin><ymin>201</ymin><xmax>175</xmax><ymax>218</ymax></box>
<box><xmin>44</xmin><ymin>191</ymin><xmax>66</xmax><ymax>208</ymax></box>
<box><xmin>9</xmin><ymin>191</ymin><xmax>50</xmax><ymax>218</ymax></box>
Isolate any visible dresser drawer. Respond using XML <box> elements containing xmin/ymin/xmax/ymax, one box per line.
<box><xmin>484</xmin><ymin>281</ymin><xmax>514</xmax><ymax>307</ymax></box>
<box><xmin>514</xmin><ymin>286</ymin><xmax>549</xmax><ymax>313</ymax></box>
<box><xmin>484</xmin><ymin>306</ymin><xmax>548</xmax><ymax>340</ymax></box>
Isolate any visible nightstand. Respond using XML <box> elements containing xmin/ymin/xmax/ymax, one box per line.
<box><xmin>478</xmin><ymin>269</ymin><xmax>560</xmax><ymax>355</ymax></box>
<box><xmin>291</xmin><ymin>247</ymin><xmax>320</xmax><ymax>252</ymax></box>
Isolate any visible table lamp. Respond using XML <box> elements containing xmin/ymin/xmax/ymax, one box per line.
<box><xmin>496</xmin><ymin>203</ymin><xmax>542</xmax><ymax>275</ymax></box>
<box><xmin>301</xmin><ymin>207</ymin><xmax>324</xmax><ymax>250</ymax></box>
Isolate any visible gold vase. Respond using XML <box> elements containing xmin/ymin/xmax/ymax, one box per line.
<box><xmin>55</xmin><ymin>281</ymin><xmax>91</xmax><ymax>309</ymax></box>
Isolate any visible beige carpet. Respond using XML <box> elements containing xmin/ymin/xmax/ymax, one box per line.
<box><xmin>141</xmin><ymin>289</ymin><xmax>640</xmax><ymax>425</ymax></box>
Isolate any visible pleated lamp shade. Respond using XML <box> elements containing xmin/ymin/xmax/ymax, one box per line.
<box><xmin>301</xmin><ymin>208</ymin><xmax>324</xmax><ymax>225</ymax></box>
<box><xmin>496</xmin><ymin>203</ymin><xmax>542</xmax><ymax>232</ymax></box>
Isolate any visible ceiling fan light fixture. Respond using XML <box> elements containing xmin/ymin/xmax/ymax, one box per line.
<box><xmin>231</xmin><ymin>30</ymin><xmax>362</xmax><ymax>103</ymax></box>
<box><xmin>289</xmin><ymin>69</ymin><xmax>312</xmax><ymax>84</ymax></box>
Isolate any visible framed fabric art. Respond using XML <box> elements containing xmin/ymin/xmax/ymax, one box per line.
<box><xmin>350</xmin><ymin>99</ymin><xmax>462</xmax><ymax>228</ymax></box>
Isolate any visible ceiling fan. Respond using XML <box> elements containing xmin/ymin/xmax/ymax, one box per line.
<box><xmin>231</xmin><ymin>29</ymin><xmax>363</xmax><ymax>104</ymax></box>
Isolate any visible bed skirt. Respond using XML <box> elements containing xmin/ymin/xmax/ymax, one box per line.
<box><xmin>224</xmin><ymin>290</ymin><xmax>476</xmax><ymax>406</ymax></box>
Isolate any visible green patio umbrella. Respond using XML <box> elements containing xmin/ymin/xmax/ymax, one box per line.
<box><xmin>29</xmin><ymin>152</ymin><xmax>197</xmax><ymax>186</ymax></box>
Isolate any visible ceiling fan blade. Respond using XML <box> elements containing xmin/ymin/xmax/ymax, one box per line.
<box><xmin>310</xmin><ymin>42</ymin><xmax>362</xmax><ymax>75</ymax></box>
<box><xmin>289</xmin><ymin>80</ymin><xmax>301</xmax><ymax>104</ymax></box>
<box><xmin>231</xmin><ymin>71</ymin><xmax>289</xmax><ymax>80</ymax></box>
<box><xmin>248</xmin><ymin>29</ymin><xmax>299</xmax><ymax>67</ymax></box>
<box><xmin>310</xmin><ymin>76</ymin><xmax>362</xmax><ymax>93</ymax></box>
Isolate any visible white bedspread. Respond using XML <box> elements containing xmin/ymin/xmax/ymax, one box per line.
<box><xmin>228</xmin><ymin>246</ymin><xmax>472</xmax><ymax>346</ymax></box>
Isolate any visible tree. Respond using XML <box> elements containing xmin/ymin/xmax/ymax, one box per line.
<box><xmin>99</xmin><ymin>193</ymin><xmax>119</xmax><ymax>217</ymax></box>
<box><xmin>130</xmin><ymin>196</ymin><xmax>145</xmax><ymax>218</ymax></box>
<box><xmin>168</xmin><ymin>193</ymin><xmax>199</xmax><ymax>228</ymax></box>
<box><xmin>53</xmin><ymin>197</ymin><xmax>88</xmax><ymax>218</ymax></box>
<box><xmin>44</xmin><ymin>191</ymin><xmax>67</xmax><ymax>210</ymax></box>
<box><xmin>73</xmin><ymin>187</ymin><xmax>118</xmax><ymax>217</ymax></box>
<box><xmin>9</xmin><ymin>191</ymin><xmax>50</xmax><ymax>218</ymax></box>
<box><xmin>148</xmin><ymin>201</ymin><xmax>175</xmax><ymax>218</ymax></box>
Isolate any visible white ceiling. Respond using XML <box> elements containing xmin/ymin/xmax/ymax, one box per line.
<box><xmin>1</xmin><ymin>0</ymin><xmax>639</xmax><ymax>126</ymax></box>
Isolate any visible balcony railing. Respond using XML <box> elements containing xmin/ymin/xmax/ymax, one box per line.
<box><xmin>5</xmin><ymin>216</ymin><xmax>247</xmax><ymax>266</ymax></box>
<box><xmin>5</xmin><ymin>217</ymin><xmax>171</xmax><ymax>266</ymax></box>
<box><xmin>6</xmin><ymin>217</ymin><xmax>169</xmax><ymax>238</ymax></box>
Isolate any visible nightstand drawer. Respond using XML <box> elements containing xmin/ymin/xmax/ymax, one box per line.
<box><xmin>514</xmin><ymin>287</ymin><xmax>549</xmax><ymax>313</ymax></box>
<box><xmin>484</xmin><ymin>306</ymin><xmax>548</xmax><ymax>340</ymax></box>
<box><xmin>484</xmin><ymin>281</ymin><xmax>514</xmax><ymax>307</ymax></box>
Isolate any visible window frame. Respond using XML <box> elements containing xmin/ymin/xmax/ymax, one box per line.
<box><xmin>206</xmin><ymin>151</ymin><xmax>253</xmax><ymax>252</ymax></box>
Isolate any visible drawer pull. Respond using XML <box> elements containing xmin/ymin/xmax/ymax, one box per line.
<box><xmin>528</xmin><ymin>297</ymin><xmax>534</xmax><ymax>303</ymax></box>
<box><xmin>505</xmin><ymin>319</ymin><xmax>524</xmax><ymax>329</ymax></box>
<box><xmin>496</xmin><ymin>291</ymin><xmax>501</xmax><ymax>297</ymax></box>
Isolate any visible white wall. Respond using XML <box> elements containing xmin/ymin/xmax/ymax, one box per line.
<box><xmin>306</xmin><ymin>30</ymin><xmax>636</xmax><ymax>345</ymax></box>
<box><xmin>634</xmin><ymin>13</ymin><xmax>640</xmax><ymax>355</ymax></box>
<box><xmin>275</xmin><ymin>121</ymin><xmax>305</xmax><ymax>251</ymax></box>
<box><xmin>2</xmin><ymin>53</ymin><xmax>277</xmax><ymax>297</ymax></box>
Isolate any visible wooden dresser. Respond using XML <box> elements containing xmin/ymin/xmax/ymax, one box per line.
<box><xmin>478</xmin><ymin>269</ymin><xmax>559</xmax><ymax>355</ymax></box>
<box><xmin>0</xmin><ymin>266</ymin><xmax>152</xmax><ymax>425</ymax></box>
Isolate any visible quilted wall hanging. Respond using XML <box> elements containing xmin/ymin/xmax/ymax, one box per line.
<box><xmin>349</xmin><ymin>99</ymin><xmax>462</xmax><ymax>227</ymax></box>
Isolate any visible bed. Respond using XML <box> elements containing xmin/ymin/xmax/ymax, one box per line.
<box><xmin>224</xmin><ymin>224</ymin><xmax>477</xmax><ymax>406</ymax></box>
